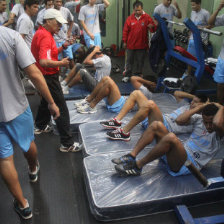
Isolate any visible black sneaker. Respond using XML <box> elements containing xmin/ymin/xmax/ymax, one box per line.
<box><xmin>115</xmin><ymin>162</ymin><xmax>142</xmax><ymax>176</ymax></box>
<box><xmin>29</xmin><ymin>161</ymin><xmax>40</xmax><ymax>183</ymax></box>
<box><xmin>111</xmin><ymin>153</ymin><xmax>136</xmax><ymax>165</ymax></box>
<box><xmin>13</xmin><ymin>199</ymin><xmax>32</xmax><ymax>220</ymax></box>
<box><xmin>106</xmin><ymin>128</ymin><xmax>130</xmax><ymax>141</ymax></box>
<box><xmin>100</xmin><ymin>118</ymin><xmax>121</xmax><ymax>129</ymax></box>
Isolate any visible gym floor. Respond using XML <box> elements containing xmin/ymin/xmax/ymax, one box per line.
<box><xmin>0</xmin><ymin>57</ymin><xmax>223</xmax><ymax>224</ymax></box>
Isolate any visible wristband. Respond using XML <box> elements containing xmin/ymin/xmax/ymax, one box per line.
<box><xmin>62</xmin><ymin>44</ymin><xmax>67</xmax><ymax>49</ymax></box>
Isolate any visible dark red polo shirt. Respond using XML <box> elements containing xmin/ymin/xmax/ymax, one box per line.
<box><xmin>31</xmin><ymin>26</ymin><xmax>59</xmax><ymax>75</ymax></box>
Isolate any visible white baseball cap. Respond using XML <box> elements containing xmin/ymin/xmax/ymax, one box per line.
<box><xmin>44</xmin><ymin>8</ymin><xmax>67</xmax><ymax>24</ymax></box>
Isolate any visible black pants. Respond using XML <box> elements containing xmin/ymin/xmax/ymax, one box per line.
<box><xmin>35</xmin><ymin>73</ymin><xmax>74</xmax><ymax>147</ymax></box>
<box><xmin>126</xmin><ymin>49</ymin><xmax>146</xmax><ymax>77</ymax></box>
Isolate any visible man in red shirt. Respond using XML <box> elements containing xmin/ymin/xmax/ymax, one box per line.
<box><xmin>123</xmin><ymin>1</ymin><xmax>156</xmax><ymax>79</ymax></box>
<box><xmin>31</xmin><ymin>8</ymin><xmax>80</xmax><ymax>152</ymax></box>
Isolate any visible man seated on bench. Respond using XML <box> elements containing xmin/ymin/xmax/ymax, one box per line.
<box><xmin>76</xmin><ymin>76</ymin><xmax>126</xmax><ymax>114</ymax></box>
<box><xmin>61</xmin><ymin>46</ymin><xmax>111</xmax><ymax>94</ymax></box>
<box><xmin>101</xmin><ymin>90</ymin><xmax>208</xmax><ymax>141</ymax></box>
<box><xmin>112</xmin><ymin>103</ymin><xmax>224</xmax><ymax>176</ymax></box>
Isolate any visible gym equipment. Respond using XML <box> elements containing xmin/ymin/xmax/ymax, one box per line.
<box><xmin>154</xmin><ymin>14</ymin><xmax>222</xmax><ymax>94</ymax></box>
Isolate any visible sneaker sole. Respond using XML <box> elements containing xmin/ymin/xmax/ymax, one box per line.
<box><xmin>101</xmin><ymin>124</ymin><xmax>120</xmax><ymax>129</ymax></box>
<box><xmin>107</xmin><ymin>136</ymin><xmax>130</xmax><ymax>142</ymax></box>
<box><xmin>78</xmin><ymin>110</ymin><xmax>97</xmax><ymax>114</ymax></box>
<box><xmin>59</xmin><ymin>148</ymin><xmax>82</xmax><ymax>152</ymax></box>
<box><xmin>14</xmin><ymin>208</ymin><xmax>33</xmax><ymax>220</ymax></box>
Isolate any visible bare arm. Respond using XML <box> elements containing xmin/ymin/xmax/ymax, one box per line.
<box><xmin>213</xmin><ymin>103</ymin><xmax>224</xmax><ymax>137</ymax></box>
<box><xmin>176</xmin><ymin>104</ymin><xmax>206</xmax><ymax>125</ymax></box>
<box><xmin>39</xmin><ymin>57</ymin><xmax>69</xmax><ymax>68</ymax></box>
<box><xmin>4</xmin><ymin>13</ymin><xmax>16</xmax><ymax>26</ymax></box>
<box><xmin>174</xmin><ymin>91</ymin><xmax>194</xmax><ymax>102</ymax></box>
<box><xmin>173</xmin><ymin>0</ymin><xmax>182</xmax><ymax>19</ymax></box>
<box><xmin>83</xmin><ymin>46</ymin><xmax>100</xmax><ymax>65</ymax></box>
<box><xmin>67</xmin><ymin>20</ymin><xmax>73</xmax><ymax>37</ymax></box>
<box><xmin>103</xmin><ymin>0</ymin><xmax>110</xmax><ymax>8</ymax></box>
<box><xmin>24</xmin><ymin>64</ymin><xmax>60</xmax><ymax>119</ymax></box>
<box><xmin>80</xmin><ymin>20</ymin><xmax>94</xmax><ymax>40</ymax></box>
<box><xmin>208</xmin><ymin>0</ymin><xmax>224</xmax><ymax>26</ymax></box>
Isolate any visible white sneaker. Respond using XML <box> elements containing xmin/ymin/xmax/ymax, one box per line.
<box><xmin>62</xmin><ymin>85</ymin><xmax>69</xmax><ymax>94</ymax></box>
<box><xmin>122</xmin><ymin>77</ymin><xmax>129</xmax><ymax>83</ymax></box>
<box><xmin>77</xmin><ymin>104</ymin><xmax>97</xmax><ymax>114</ymax></box>
<box><xmin>74</xmin><ymin>97</ymin><xmax>89</xmax><ymax>108</ymax></box>
<box><xmin>59</xmin><ymin>142</ymin><xmax>81</xmax><ymax>152</ymax></box>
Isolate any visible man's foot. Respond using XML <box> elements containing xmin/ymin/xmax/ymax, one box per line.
<box><xmin>77</xmin><ymin>104</ymin><xmax>97</xmax><ymax>114</ymax></box>
<box><xmin>59</xmin><ymin>142</ymin><xmax>81</xmax><ymax>152</ymax></box>
<box><xmin>111</xmin><ymin>153</ymin><xmax>136</xmax><ymax>165</ymax></box>
<box><xmin>100</xmin><ymin>118</ymin><xmax>121</xmax><ymax>129</ymax></box>
<box><xmin>62</xmin><ymin>85</ymin><xmax>69</xmax><ymax>94</ymax></box>
<box><xmin>13</xmin><ymin>199</ymin><xmax>32</xmax><ymax>220</ymax></box>
<box><xmin>29</xmin><ymin>161</ymin><xmax>40</xmax><ymax>183</ymax></box>
<box><xmin>106</xmin><ymin>128</ymin><xmax>130</xmax><ymax>141</ymax></box>
<box><xmin>115</xmin><ymin>162</ymin><xmax>142</xmax><ymax>176</ymax></box>
<box><xmin>34</xmin><ymin>125</ymin><xmax>52</xmax><ymax>135</ymax></box>
<box><xmin>74</xmin><ymin>97</ymin><xmax>88</xmax><ymax>108</ymax></box>
<box><xmin>122</xmin><ymin>77</ymin><xmax>130</xmax><ymax>83</ymax></box>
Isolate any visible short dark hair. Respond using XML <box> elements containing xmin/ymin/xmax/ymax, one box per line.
<box><xmin>202</xmin><ymin>104</ymin><xmax>219</xmax><ymax>117</ymax></box>
<box><xmin>44</xmin><ymin>0</ymin><xmax>53</xmax><ymax>5</ymax></box>
<box><xmin>85</xmin><ymin>46</ymin><xmax>102</xmax><ymax>57</ymax></box>
<box><xmin>24</xmin><ymin>0</ymin><xmax>39</xmax><ymax>9</ymax></box>
<box><xmin>191</xmin><ymin>0</ymin><xmax>201</xmax><ymax>4</ymax></box>
<box><xmin>195</xmin><ymin>94</ymin><xmax>208</xmax><ymax>103</ymax></box>
<box><xmin>133</xmin><ymin>1</ymin><xmax>143</xmax><ymax>9</ymax></box>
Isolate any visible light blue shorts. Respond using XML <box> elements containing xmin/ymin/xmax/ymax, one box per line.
<box><xmin>141</xmin><ymin>115</ymin><xmax>169</xmax><ymax>130</ymax></box>
<box><xmin>187</xmin><ymin>39</ymin><xmax>197</xmax><ymax>57</ymax></box>
<box><xmin>0</xmin><ymin>107</ymin><xmax>34</xmax><ymax>159</ymax></box>
<box><xmin>161</xmin><ymin>151</ymin><xmax>198</xmax><ymax>176</ymax></box>
<box><xmin>72</xmin><ymin>43</ymin><xmax>81</xmax><ymax>53</ymax></box>
<box><xmin>213</xmin><ymin>56</ymin><xmax>224</xmax><ymax>84</ymax></box>
<box><xmin>84</xmin><ymin>33</ymin><xmax>102</xmax><ymax>48</ymax></box>
<box><xmin>106</xmin><ymin>96</ymin><xmax>126</xmax><ymax>113</ymax></box>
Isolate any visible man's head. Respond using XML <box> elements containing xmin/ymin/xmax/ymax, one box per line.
<box><xmin>45</xmin><ymin>0</ymin><xmax>53</xmax><ymax>9</ymax></box>
<box><xmin>43</xmin><ymin>8</ymin><xmax>67</xmax><ymax>34</ymax></box>
<box><xmin>0</xmin><ymin>0</ymin><xmax>7</xmax><ymax>13</ymax></box>
<box><xmin>89</xmin><ymin>0</ymin><xmax>96</xmax><ymax>6</ymax></box>
<box><xmin>191</xmin><ymin>0</ymin><xmax>201</xmax><ymax>12</ymax></box>
<box><xmin>54</xmin><ymin>0</ymin><xmax>62</xmax><ymax>10</ymax></box>
<box><xmin>86</xmin><ymin>46</ymin><xmax>103</xmax><ymax>59</ymax></box>
<box><xmin>24</xmin><ymin>0</ymin><xmax>39</xmax><ymax>17</ymax></box>
<box><xmin>163</xmin><ymin>0</ymin><xmax>172</xmax><ymax>7</ymax></box>
<box><xmin>190</xmin><ymin>94</ymin><xmax>209</xmax><ymax>109</ymax></box>
<box><xmin>202</xmin><ymin>104</ymin><xmax>219</xmax><ymax>133</ymax></box>
<box><xmin>133</xmin><ymin>1</ymin><xmax>143</xmax><ymax>17</ymax></box>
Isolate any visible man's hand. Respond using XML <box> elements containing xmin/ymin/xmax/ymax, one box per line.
<box><xmin>148</xmin><ymin>24</ymin><xmax>155</xmax><ymax>29</ymax></box>
<box><xmin>123</xmin><ymin>42</ymin><xmax>127</xmax><ymax>49</ymax></box>
<box><xmin>60</xmin><ymin>57</ymin><xmax>70</xmax><ymax>66</ymax></box>
<box><xmin>93</xmin><ymin>46</ymin><xmax>101</xmax><ymax>53</ymax></box>
<box><xmin>214</xmin><ymin>102</ymin><xmax>223</xmax><ymax>109</ymax></box>
<box><xmin>48</xmin><ymin>102</ymin><xmax>60</xmax><ymax>120</ymax></box>
<box><xmin>89</xmin><ymin>33</ymin><xmax>94</xmax><ymax>40</ymax></box>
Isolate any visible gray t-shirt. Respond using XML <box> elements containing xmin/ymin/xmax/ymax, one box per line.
<box><xmin>92</xmin><ymin>54</ymin><xmax>111</xmax><ymax>81</ymax></box>
<box><xmin>215</xmin><ymin>14</ymin><xmax>224</xmax><ymax>59</ymax></box>
<box><xmin>78</xmin><ymin>4</ymin><xmax>105</xmax><ymax>35</ymax></box>
<box><xmin>16</xmin><ymin>12</ymin><xmax>34</xmax><ymax>49</ymax></box>
<box><xmin>11</xmin><ymin>3</ymin><xmax>24</xmax><ymax>26</ymax></box>
<box><xmin>154</xmin><ymin>3</ymin><xmax>177</xmax><ymax>32</ymax></box>
<box><xmin>35</xmin><ymin>8</ymin><xmax>46</xmax><ymax>26</ymax></box>
<box><xmin>190</xmin><ymin>9</ymin><xmax>210</xmax><ymax>43</ymax></box>
<box><xmin>54</xmin><ymin>7</ymin><xmax>74</xmax><ymax>42</ymax></box>
<box><xmin>0</xmin><ymin>12</ymin><xmax>8</xmax><ymax>25</ymax></box>
<box><xmin>184</xmin><ymin>114</ymin><xmax>224</xmax><ymax>169</ymax></box>
<box><xmin>0</xmin><ymin>27</ymin><xmax>35</xmax><ymax>122</ymax></box>
<box><xmin>72</xmin><ymin>22</ymin><xmax>81</xmax><ymax>36</ymax></box>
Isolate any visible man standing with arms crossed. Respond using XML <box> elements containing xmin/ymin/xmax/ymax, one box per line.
<box><xmin>0</xmin><ymin>26</ymin><xmax>59</xmax><ymax>219</ymax></box>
